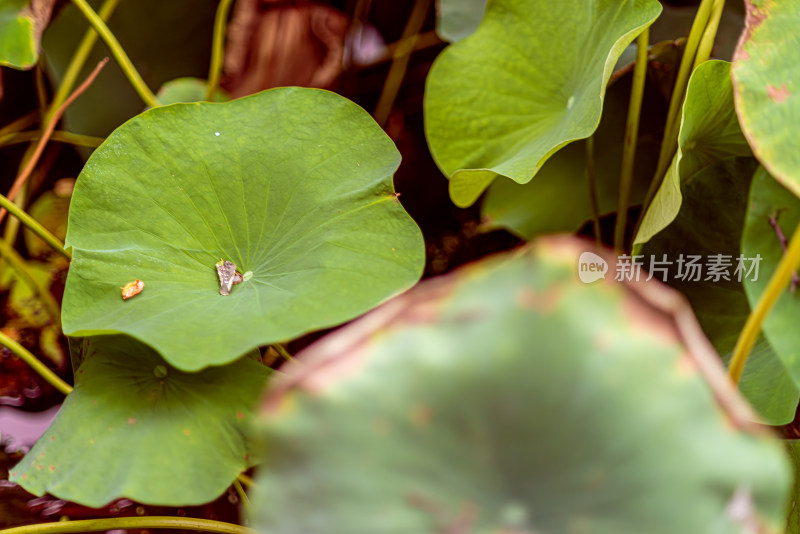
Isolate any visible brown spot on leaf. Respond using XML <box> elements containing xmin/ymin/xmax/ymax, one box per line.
<box><xmin>734</xmin><ymin>0</ymin><xmax>772</xmax><ymax>62</ymax></box>
<box><xmin>675</xmin><ymin>353</ymin><xmax>698</xmax><ymax>377</ymax></box>
<box><xmin>236</xmin><ymin>411</ymin><xmax>244</xmax><ymax>420</ymax></box>
<box><xmin>183</xmin><ymin>429</ymin><xmax>191</xmax><ymax>436</ymax></box>
<box><xmin>410</xmin><ymin>405</ymin><xmax>433</xmax><ymax>427</ymax></box>
<box><xmin>767</xmin><ymin>84</ymin><xmax>790</xmax><ymax>103</ymax></box>
<box><xmin>516</xmin><ymin>286</ymin><xmax>560</xmax><ymax>313</ymax></box>
<box><xmin>127</xmin><ymin>418</ymin><xmax>136</xmax><ymax>425</ymax></box>
<box><xmin>48</xmin><ymin>465</ymin><xmax>55</xmax><ymax>472</ymax></box>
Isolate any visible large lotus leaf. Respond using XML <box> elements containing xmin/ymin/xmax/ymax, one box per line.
<box><xmin>0</xmin><ymin>0</ymin><xmax>52</xmax><ymax>69</ymax></box>
<box><xmin>251</xmin><ymin>237</ymin><xmax>789</xmax><ymax>534</ymax></box>
<box><xmin>62</xmin><ymin>87</ymin><xmax>425</xmax><ymax>371</ymax></box>
<box><xmin>9</xmin><ymin>335</ymin><xmax>271</xmax><ymax>507</ymax></box>
<box><xmin>435</xmin><ymin>0</ymin><xmax>487</xmax><ymax>42</ymax></box>
<box><xmin>732</xmin><ymin>0</ymin><xmax>800</xmax><ymax>198</ymax></box>
<box><xmin>742</xmin><ymin>166</ymin><xmax>800</xmax><ymax>387</ymax></box>
<box><xmin>424</xmin><ymin>0</ymin><xmax>662</xmax><ymax>208</ymax></box>
<box><xmin>636</xmin><ymin>60</ymin><xmax>752</xmax><ymax>245</ymax></box>
<box><xmin>641</xmin><ymin>157</ymin><xmax>798</xmax><ymax>424</ymax></box>
<box><xmin>480</xmin><ymin>53</ymin><xmax>665</xmax><ymax>240</ymax></box>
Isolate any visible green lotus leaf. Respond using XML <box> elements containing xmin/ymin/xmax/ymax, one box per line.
<box><xmin>732</xmin><ymin>0</ymin><xmax>800</xmax><ymax>198</ymax></box>
<box><xmin>156</xmin><ymin>77</ymin><xmax>229</xmax><ymax>105</ymax></box>
<box><xmin>742</xmin><ymin>166</ymin><xmax>800</xmax><ymax>387</ymax></box>
<box><xmin>480</xmin><ymin>54</ymin><xmax>665</xmax><ymax>240</ymax></box>
<box><xmin>424</xmin><ymin>0</ymin><xmax>662</xmax><ymax>207</ymax></box>
<box><xmin>251</xmin><ymin>238</ymin><xmax>789</xmax><ymax>534</ymax></box>
<box><xmin>9</xmin><ymin>335</ymin><xmax>271</xmax><ymax>507</ymax></box>
<box><xmin>0</xmin><ymin>0</ymin><xmax>52</xmax><ymax>69</ymax></box>
<box><xmin>62</xmin><ymin>87</ymin><xmax>425</xmax><ymax>371</ymax></box>
<box><xmin>23</xmin><ymin>182</ymin><xmax>71</xmax><ymax>259</ymax></box>
<box><xmin>735</xmin><ymin>337</ymin><xmax>800</xmax><ymax>426</ymax></box>
<box><xmin>435</xmin><ymin>0</ymin><xmax>487</xmax><ymax>42</ymax></box>
<box><xmin>636</xmin><ymin>60</ymin><xmax>752</xmax><ymax>245</ymax></box>
<box><xmin>641</xmin><ymin>157</ymin><xmax>798</xmax><ymax>424</ymax></box>
<box><xmin>0</xmin><ymin>260</ymin><xmax>52</xmax><ymax>328</ymax></box>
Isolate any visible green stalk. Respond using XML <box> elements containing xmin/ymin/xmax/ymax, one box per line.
<box><xmin>233</xmin><ymin>478</ymin><xmax>251</xmax><ymax>510</ymax></box>
<box><xmin>34</xmin><ymin>66</ymin><xmax>49</xmax><ymax>120</ymax></box>
<box><xmin>237</xmin><ymin>472</ymin><xmax>256</xmax><ymax>488</ymax></box>
<box><xmin>658</xmin><ymin>0</ymin><xmax>714</xmax><ymax>161</ymax></box>
<box><xmin>729</xmin><ymin>221</ymin><xmax>800</xmax><ymax>384</ymax></box>
<box><xmin>207</xmin><ymin>0</ymin><xmax>235</xmax><ymax>101</ymax></box>
<box><xmin>2</xmin><ymin>143</ymin><xmax>37</xmax><ymax>248</ymax></box>
<box><xmin>641</xmin><ymin>0</ymin><xmax>715</xmax><ymax>216</ymax></box>
<box><xmin>0</xmin><ymin>194</ymin><xmax>70</xmax><ymax>260</ymax></box>
<box><xmin>0</xmin><ymin>130</ymin><xmax>104</xmax><ymax>148</ymax></box>
<box><xmin>373</xmin><ymin>0</ymin><xmax>432</xmax><ymax>125</ymax></box>
<box><xmin>0</xmin><ymin>331</ymin><xmax>72</xmax><ymax>395</ymax></box>
<box><xmin>70</xmin><ymin>0</ymin><xmax>160</xmax><ymax>108</ymax></box>
<box><xmin>51</xmin><ymin>0</ymin><xmax>121</xmax><ymax>116</ymax></box>
<box><xmin>273</xmin><ymin>343</ymin><xmax>294</xmax><ymax>361</ymax></box>
<box><xmin>0</xmin><ymin>517</ymin><xmax>253</xmax><ymax>534</ymax></box>
<box><xmin>586</xmin><ymin>136</ymin><xmax>602</xmax><ymax>247</ymax></box>
<box><xmin>0</xmin><ymin>111</ymin><xmax>37</xmax><ymax>138</ymax></box>
<box><xmin>0</xmin><ymin>239</ymin><xmax>61</xmax><ymax>326</ymax></box>
<box><xmin>614</xmin><ymin>28</ymin><xmax>649</xmax><ymax>251</ymax></box>
<box><xmin>693</xmin><ymin>0</ymin><xmax>725</xmax><ymax>69</ymax></box>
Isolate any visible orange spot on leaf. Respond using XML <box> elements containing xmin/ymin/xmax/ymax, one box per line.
<box><xmin>767</xmin><ymin>84</ymin><xmax>791</xmax><ymax>103</ymax></box>
<box><xmin>49</xmin><ymin>465</ymin><xmax>56</xmax><ymax>472</ymax></box>
<box><xmin>236</xmin><ymin>411</ymin><xmax>244</xmax><ymax>420</ymax></box>
<box><xmin>517</xmin><ymin>286</ymin><xmax>560</xmax><ymax>313</ymax></box>
<box><xmin>675</xmin><ymin>353</ymin><xmax>698</xmax><ymax>377</ymax></box>
<box><xmin>410</xmin><ymin>405</ymin><xmax>433</xmax><ymax>427</ymax></box>
<box><xmin>183</xmin><ymin>429</ymin><xmax>191</xmax><ymax>436</ymax></box>
<box><xmin>127</xmin><ymin>418</ymin><xmax>136</xmax><ymax>425</ymax></box>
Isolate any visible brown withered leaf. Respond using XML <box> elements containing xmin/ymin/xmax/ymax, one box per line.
<box><xmin>223</xmin><ymin>0</ymin><xmax>349</xmax><ymax>98</ymax></box>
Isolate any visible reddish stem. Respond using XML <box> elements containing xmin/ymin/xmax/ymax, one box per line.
<box><xmin>0</xmin><ymin>58</ymin><xmax>109</xmax><ymax>226</ymax></box>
